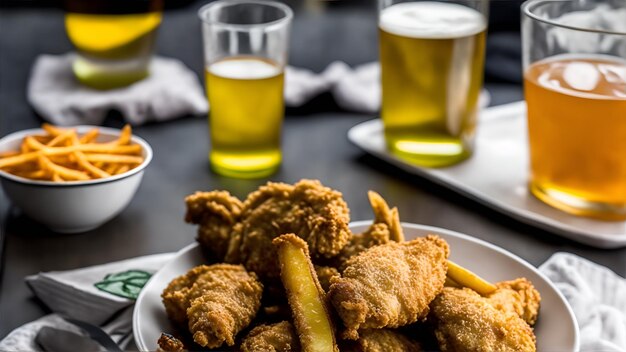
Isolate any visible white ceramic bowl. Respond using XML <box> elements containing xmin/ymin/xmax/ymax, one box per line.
<box><xmin>0</xmin><ymin>126</ymin><xmax>152</xmax><ymax>233</ymax></box>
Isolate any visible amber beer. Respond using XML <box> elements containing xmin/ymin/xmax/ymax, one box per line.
<box><xmin>379</xmin><ymin>2</ymin><xmax>486</xmax><ymax>167</ymax></box>
<box><xmin>64</xmin><ymin>0</ymin><xmax>163</xmax><ymax>89</ymax></box>
<box><xmin>524</xmin><ymin>55</ymin><xmax>626</xmax><ymax>219</ymax></box>
<box><xmin>206</xmin><ymin>57</ymin><xmax>285</xmax><ymax>178</ymax></box>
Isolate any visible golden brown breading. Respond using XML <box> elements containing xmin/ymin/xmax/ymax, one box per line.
<box><xmin>315</xmin><ymin>265</ymin><xmax>340</xmax><ymax>292</ymax></box>
<box><xmin>184</xmin><ymin>191</ymin><xmax>243</xmax><ymax>260</ymax></box>
<box><xmin>185</xmin><ymin>264</ymin><xmax>263</xmax><ymax>348</ymax></box>
<box><xmin>343</xmin><ymin>329</ymin><xmax>422</xmax><ymax>352</ymax></box>
<box><xmin>157</xmin><ymin>333</ymin><xmax>187</xmax><ymax>352</ymax></box>
<box><xmin>240</xmin><ymin>321</ymin><xmax>300</xmax><ymax>352</ymax></box>
<box><xmin>225</xmin><ymin>179</ymin><xmax>351</xmax><ymax>281</ymax></box>
<box><xmin>487</xmin><ymin>278</ymin><xmax>541</xmax><ymax>326</ymax></box>
<box><xmin>328</xmin><ymin>235</ymin><xmax>449</xmax><ymax>339</ymax></box>
<box><xmin>161</xmin><ymin>265</ymin><xmax>213</xmax><ymax>326</ymax></box>
<box><xmin>430</xmin><ymin>287</ymin><xmax>536</xmax><ymax>352</ymax></box>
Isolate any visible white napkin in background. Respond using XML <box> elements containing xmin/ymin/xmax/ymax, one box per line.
<box><xmin>539</xmin><ymin>252</ymin><xmax>626</xmax><ymax>352</ymax></box>
<box><xmin>0</xmin><ymin>253</ymin><xmax>173</xmax><ymax>352</ymax></box>
<box><xmin>28</xmin><ymin>54</ymin><xmax>209</xmax><ymax>126</ymax></box>
<box><xmin>27</xmin><ymin>54</ymin><xmax>384</xmax><ymax>127</ymax></box>
<box><xmin>2</xmin><ymin>251</ymin><xmax>623</xmax><ymax>351</ymax></box>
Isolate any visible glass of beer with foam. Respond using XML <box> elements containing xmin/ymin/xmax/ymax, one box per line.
<box><xmin>523</xmin><ymin>0</ymin><xmax>626</xmax><ymax>220</ymax></box>
<box><xmin>378</xmin><ymin>0</ymin><xmax>488</xmax><ymax>167</ymax></box>
<box><xmin>199</xmin><ymin>0</ymin><xmax>292</xmax><ymax>178</ymax></box>
<box><xmin>63</xmin><ymin>0</ymin><xmax>164</xmax><ymax>90</ymax></box>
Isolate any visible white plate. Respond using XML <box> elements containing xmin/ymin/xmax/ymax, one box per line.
<box><xmin>133</xmin><ymin>222</ymin><xmax>579</xmax><ymax>351</ymax></box>
<box><xmin>348</xmin><ymin>101</ymin><xmax>626</xmax><ymax>249</ymax></box>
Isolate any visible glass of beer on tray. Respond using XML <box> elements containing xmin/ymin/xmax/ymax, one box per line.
<box><xmin>63</xmin><ymin>0</ymin><xmax>164</xmax><ymax>89</ymax></box>
<box><xmin>378</xmin><ymin>0</ymin><xmax>488</xmax><ymax>167</ymax></box>
<box><xmin>199</xmin><ymin>0</ymin><xmax>292</xmax><ymax>178</ymax></box>
<box><xmin>523</xmin><ymin>0</ymin><xmax>626</xmax><ymax>220</ymax></box>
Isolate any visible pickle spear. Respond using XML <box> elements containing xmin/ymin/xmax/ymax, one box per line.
<box><xmin>273</xmin><ymin>234</ymin><xmax>338</xmax><ymax>352</ymax></box>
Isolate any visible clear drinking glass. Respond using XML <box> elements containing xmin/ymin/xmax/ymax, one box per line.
<box><xmin>378</xmin><ymin>0</ymin><xmax>489</xmax><ymax>167</ymax></box>
<box><xmin>199</xmin><ymin>0</ymin><xmax>292</xmax><ymax>179</ymax></box>
<box><xmin>522</xmin><ymin>0</ymin><xmax>626</xmax><ymax>220</ymax></box>
<box><xmin>64</xmin><ymin>0</ymin><xmax>164</xmax><ymax>90</ymax></box>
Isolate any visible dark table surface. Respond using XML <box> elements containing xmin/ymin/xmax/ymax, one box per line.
<box><xmin>1</xmin><ymin>0</ymin><xmax>625</xmax><ymax>340</ymax></box>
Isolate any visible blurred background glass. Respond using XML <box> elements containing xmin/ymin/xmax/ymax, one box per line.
<box><xmin>523</xmin><ymin>0</ymin><xmax>626</xmax><ymax>219</ymax></box>
<box><xmin>199</xmin><ymin>0</ymin><xmax>292</xmax><ymax>178</ymax></box>
<box><xmin>63</xmin><ymin>0</ymin><xmax>164</xmax><ymax>90</ymax></box>
<box><xmin>378</xmin><ymin>0</ymin><xmax>489</xmax><ymax>167</ymax></box>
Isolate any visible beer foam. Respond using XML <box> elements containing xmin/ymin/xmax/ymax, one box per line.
<box><xmin>380</xmin><ymin>2</ymin><xmax>486</xmax><ymax>39</ymax></box>
<box><xmin>209</xmin><ymin>58</ymin><xmax>281</xmax><ymax>79</ymax></box>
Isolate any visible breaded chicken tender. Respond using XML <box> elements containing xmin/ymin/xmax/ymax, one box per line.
<box><xmin>342</xmin><ymin>329</ymin><xmax>422</xmax><ymax>352</ymax></box>
<box><xmin>162</xmin><ymin>264</ymin><xmax>263</xmax><ymax>349</ymax></box>
<box><xmin>225</xmin><ymin>179</ymin><xmax>351</xmax><ymax>281</ymax></box>
<box><xmin>487</xmin><ymin>278</ymin><xmax>541</xmax><ymax>326</ymax></box>
<box><xmin>430</xmin><ymin>287</ymin><xmax>536</xmax><ymax>352</ymax></box>
<box><xmin>185</xmin><ymin>191</ymin><xmax>243</xmax><ymax>261</ymax></box>
<box><xmin>240</xmin><ymin>321</ymin><xmax>300</xmax><ymax>352</ymax></box>
<box><xmin>328</xmin><ymin>235</ymin><xmax>449</xmax><ymax>339</ymax></box>
<box><xmin>162</xmin><ymin>265</ymin><xmax>213</xmax><ymax>326</ymax></box>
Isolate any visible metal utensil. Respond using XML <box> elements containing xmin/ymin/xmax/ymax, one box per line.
<box><xmin>35</xmin><ymin>326</ymin><xmax>106</xmax><ymax>352</ymax></box>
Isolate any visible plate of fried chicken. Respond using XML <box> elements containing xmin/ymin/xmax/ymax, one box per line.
<box><xmin>133</xmin><ymin>179</ymin><xmax>579</xmax><ymax>351</ymax></box>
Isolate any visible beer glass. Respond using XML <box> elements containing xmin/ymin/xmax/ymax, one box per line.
<box><xmin>199</xmin><ymin>0</ymin><xmax>292</xmax><ymax>178</ymax></box>
<box><xmin>522</xmin><ymin>0</ymin><xmax>626</xmax><ymax>220</ymax></box>
<box><xmin>378</xmin><ymin>0</ymin><xmax>489</xmax><ymax>167</ymax></box>
<box><xmin>64</xmin><ymin>0</ymin><xmax>164</xmax><ymax>90</ymax></box>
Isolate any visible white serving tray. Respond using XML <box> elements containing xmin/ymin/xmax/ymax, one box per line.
<box><xmin>348</xmin><ymin>101</ymin><xmax>626</xmax><ymax>248</ymax></box>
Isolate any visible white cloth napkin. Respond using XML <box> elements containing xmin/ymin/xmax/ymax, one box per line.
<box><xmin>539</xmin><ymin>252</ymin><xmax>626</xmax><ymax>352</ymax></box>
<box><xmin>28</xmin><ymin>54</ymin><xmax>386</xmax><ymax>126</ymax></box>
<box><xmin>3</xmin><ymin>251</ymin><xmax>622</xmax><ymax>351</ymax></box>
<box><xmin>0</xmin><ymin>253</ymin><xmax>173</xmax><ymax>351</ymax></box>
<box><xmin>28</xmin><ymin>54</ymin><xmax>209</xmax><ymax>126</ymax></box>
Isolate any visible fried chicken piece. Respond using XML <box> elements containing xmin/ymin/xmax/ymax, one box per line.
<box><xmin>186</xmin><ymin>264</ymin><xmax>263</xmax><ymax>348</ymax></box>
<box><xmin>157</xmin><ymin>333</ymin><xmax>187</xmax><ymax>352</ymax></box>
<box><xmin>342</xmin><ymin>329</ymin><xmax>422</xmax><ymax>352</ymax></box>
<box><xmin>487</xmin><ymin>278</ymin><xmax>541</xmax><ymax>326</ymax></box>
<box><xmin>332</xmin><ymin>191</ymin><xmax>404</xmax><ymax>270</ymax></box>
<box><xmin>328</xmin><ymin>235</ymin><xmax>449</xmax><ymax>339</ymax></box>
<box><xmin>162</xmin><ymin>265</ymin><xmax>213</xmax><ymax>326</ymax></box>
<box><xmin>315</xmin><ymin>265</ymin><xmax>340</xmax><ymax>292</ymax></box>
<box><xmin>430</xmin><ymin>287</ymin><xmax>536</xmax><ymax>352</ymax></box>
<box><xmin>240</xmin><ymin>321</ymin><xmax>300</xmax><ymax>352</ymax></box>
<box><xmin>225</xmin><ymin>179</ymin><xmax>351</xmax><ymax>281</ymax></box>
<box><xmin>185</xmin><ymin>191</ymin><xmax>243</xmax><ymax>260</ymax></box>
<box><xmin>162</xmin><ymin>264</ymin><xmax>263</xmax><ymax>349</ymax></box>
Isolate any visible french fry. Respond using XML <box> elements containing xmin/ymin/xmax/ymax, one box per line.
<box><xmin>52</xmin><ymin>173</ymin><xmax>64</xmax><ymax>182</ymax></box>
<box><xmin>42</xmin><ymin>123</ymin><xmax>65</xmax><ymax>136</ymax></box>
<box><xmin>46</xmin><ymin>129</ymin><xmax>75</xmax><ymax>147</ymax></box>
<box><xmin>79</xmin><ymin>128</ymin><xmax>99</xmax><ymax>143</ymax></box>
<box><xmin>0</xmin><ymin>150</ymin><xmax>20</xmax><ymax>158</ymax></box>
<box><xmin>38</xmin><ymin>155</ymin><xmax>90</xmax><ymax>181</ymax></box>
<box><xmin>114</xmin><ymin>164</ymin><xmax>130</xmax><ymax>175</ymax></box>
<box><xmin>447</xmin><ymin>260</ymin><xmax>497</xmax><ymax>295</ymax></box>
<box><xmin>83</xmin><ymin>154</ymin><xmax>143</xmax><ymax>164</ymax></box>
<box><xmin>273</xmin><ymin>234</ymin><xmax>338</xmax><ymax>352</ymax></box>
<box><xmin>74</xmin><ymin>151</ymin><xmax>111</xmax><ymax>178</ymax></box>
<box><xmin>112</xmin><ymin>124</ymin><xmax>132</xmax><ymax>145</ymax></box>
<box><xmin>0</xmin><ymin>152</ymin><xmax>39</xmax><ymax>169</ymax></box>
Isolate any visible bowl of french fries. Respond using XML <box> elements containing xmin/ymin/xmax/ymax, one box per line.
<box><xmin>0</xmin><ymin>124</ymin><xmax>152</xmax><ymax>233</ymax></box>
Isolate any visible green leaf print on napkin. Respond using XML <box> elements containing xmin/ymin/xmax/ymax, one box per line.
<box><xmin>94</xmin><ymin>270</ymin><xmax>152</xmax><ymax>300</ymax></box>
